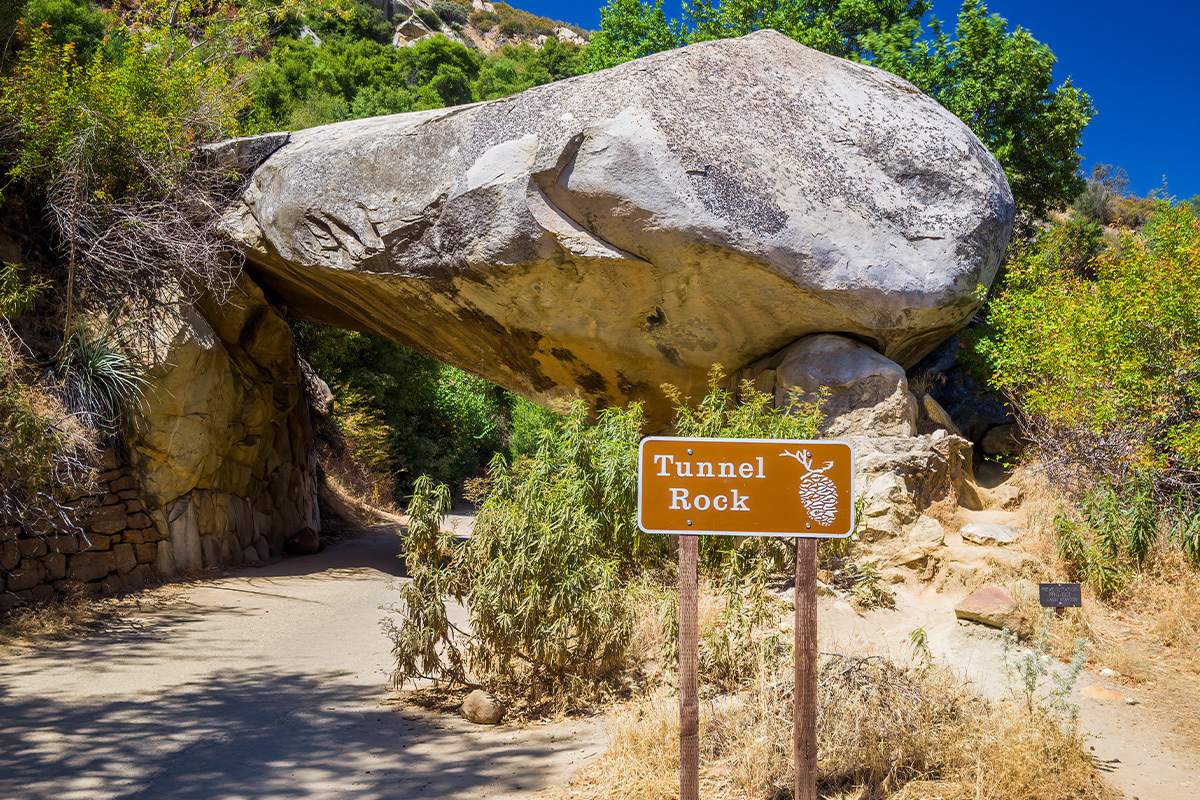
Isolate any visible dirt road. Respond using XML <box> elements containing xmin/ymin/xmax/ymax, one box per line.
<box><xmin>0</xmin><ymin>525</ymin><xmax>603</xmax><ymax>800</ymax></box>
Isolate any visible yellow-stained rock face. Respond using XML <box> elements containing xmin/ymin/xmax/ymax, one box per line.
<box><xmin>127</xmin><ymin>277</ymin><xmax>319</xmax><ymax>576</ymax></box>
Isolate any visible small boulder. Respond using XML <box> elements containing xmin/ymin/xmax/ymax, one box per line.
<box><xmin>982</xmin><ymin>423</ymin><xmax>1021</xmax><ymax>455</ymax></box>
<box><xmin>990</xmin><ymin>484</ymin><xmax>1023</xmax><ymax>509</ymax></box>
<box><xmin>285</xmin><ymin>528</ymin><xmax>321</xmax><ymax>556</ymax></box>
<box><xmin>921</xmin><ymin>394</ymin><xmax>963</xmax><ymax>438</ymax></box>
<box><xmin>961</xmin><ymin>522</ymin><xmax>1022</xmax><ymax>546</ymax></box>
<box><xmin>776</xmin><ymin>335</ymin><xmax>917</xmax><ymax>439</ymax></box>
<box><xmin>462</xmin><ymin>689</ymin><xmax>505</xmax><ymax>725</ymax></box>
<box><xmin>955</xmin><ymin>585</ymin><xmax>1026</xmax><ymax>635</ymax></box>
<box><xmin>909</xmin><ymin>515</ymin><xmax>945</xmax><ymax>547</ymax></box>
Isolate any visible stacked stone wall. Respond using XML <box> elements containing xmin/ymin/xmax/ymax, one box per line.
<box><xmin>1</xmin><ymin>274</ymin><xmax>320</xmax><ymax>614</ymax></box>
<box><xmin>0</xmin><ymin>452</ymin><xmax>164</xmax><ymax>611</ymax></box>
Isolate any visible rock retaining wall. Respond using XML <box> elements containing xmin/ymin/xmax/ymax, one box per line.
<box><xmin>1</xmin><ymin>275</ymin><xmax>320</xmax><ymax>613</ymax></box>
<box><xmin>0</xmin><ymin>451</ymin><xmax>163</xmax><ymax>610</ymax></box>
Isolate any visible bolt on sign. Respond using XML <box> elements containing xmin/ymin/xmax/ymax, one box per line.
<box><xmin>638</xmin><ymin>437</ymin><xmax>856</xmax><ymax>537</ymax></box>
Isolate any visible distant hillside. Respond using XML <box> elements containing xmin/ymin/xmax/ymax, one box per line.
<box><xmin>364</xmin><ymin>0</ymin><xmax>588</xmax><ymax>53</ymax></box>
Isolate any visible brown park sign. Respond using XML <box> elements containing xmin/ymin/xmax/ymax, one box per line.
<box><xmin>638</xmin><ymin>437</ymin><xmax>855</xmax><ymax>538</ymax></box>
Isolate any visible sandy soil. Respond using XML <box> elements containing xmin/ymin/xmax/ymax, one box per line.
<box><xmin>817</xmin><ymin>581</ymin><xmax>1200</xmax><ymax>800</ymax></box>
<box><xmin>3</xmin><ymin>508</ymin><xmax>1198</xmax><ymax>799</ymax></box>
<box><xmin>0</xmin><ymin>524</ymin><xmax>603</xmax><ymax>800</ymax></box>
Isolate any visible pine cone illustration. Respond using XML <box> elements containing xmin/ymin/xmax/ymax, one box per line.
<box><xmin>781</xmin><ymin>450</ymin><xmax>839</xmax><ymax>526</ymax></box>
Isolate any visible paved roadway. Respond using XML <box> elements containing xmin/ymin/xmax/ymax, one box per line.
<box><xmin>0</xmin><ymin>524</ymin><xmax>602</xmax><ymax>800</ymax></box>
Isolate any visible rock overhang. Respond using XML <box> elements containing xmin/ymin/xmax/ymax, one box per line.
<box><xmin>224</xmin><ymin>30</ymin><xmax>1014</xmax><ymax>428</ymax></box>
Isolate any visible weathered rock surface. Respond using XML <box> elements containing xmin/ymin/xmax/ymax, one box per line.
<box><xmin>961</xmin><ymin>522</ymin><xmax>1022</xmax><ymax>546</ymax></box>
<box><xmin>462</xmin><ymin>689</ymin><xmax>506</xmax><ymax>725</ymax></box>
<box><xmin>128</xmin><ymin>277</ymin><xmax>319</xmax><ymax>578</ymax></box>
<box><xmin>955</xmin><ymin>585</ymin><xmax>1027</xmax><ymax>635</ymax></box>
<box><xmin>921</xmin><ymin>394</ymin><xmax>963</xmax><ymax>438</ymax></box>
<box><xmin>773</xmin><ymin>334</ymin><xmax>917</xmax><ymax>438</ymax></box>
<box><xmin>226</xmin><ymin>31</ymin><xmax>1013</xmax><ymax>426</ymax></box>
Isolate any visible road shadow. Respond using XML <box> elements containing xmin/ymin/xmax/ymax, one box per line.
<box><xmin>0</xmin><ymin>667</ymin><xmax>600</xmax><ymax>800</ymax></box>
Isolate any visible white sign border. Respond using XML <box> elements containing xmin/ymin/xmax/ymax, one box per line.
<box><xmin>636</xmin><ymin>436</ymin><xmax>856</xmax><ymax>539</ymax></box>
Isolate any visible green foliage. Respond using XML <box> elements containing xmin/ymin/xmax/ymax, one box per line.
<box><xmin>469</xmin><ymin>9</ymin><xmax>499</xmax><ymax>31</ymax></box>
<box><xmin>1</xmin><ymin>11</ymin><xmax>245</xmax><ymax>199</ymax></box>
<box><xmin>687</xmin><ymin>0</ymin><xmax>929</xmax><ymax>59</ymax></box>
<box><xmin>489</xmin><ymin>2</ymin><xmax>579</xmax><ymax>39</ymax></box>
<box><xmin>580</xmin><ymin>0</ymin><xmax>682</xmax><ymax>72</ymax></box>
<box><xmin>980</xmin><ymin>205</ymin><xmax>1200</xmax><ymax>481</ymax></box>
<box><xmin>464</xmin><ymin>404</ymin><xmax>649</xmax><ymax>691</ymax></box>
<box><xmin>389</xmin><ymin>402</ymin><xmax>652</xmax><ymax>694</ymax></box>
<box><xmin>387</xmin><ymin>366</ymin><xmax>828</xmax><ymax>697</ymax></box>
<box><xmin>1053</xmin><ymin>477</ymin><xmax>1162</xmax><ymax>598</ymax></box>
<box><xmin>850</xmin><ymin>560</ymin><xmax>894</xmax><ymax>610</ymax></box>
<box><xmin>1001</xmin><ymin>614</ymin><xmax>1087</xmax><ymax>730</ymax></box>
<box><xmin>505</xmin><ymin>394</ymin><xmax>565</xmax><ymax>460</ymax></box>
<box><xmin>298</xmin><ymin>0</ymin><xmax>393</xmax><ymax>45</ymax></box>
<box><xmin>414</xmin><ymin>7</ymin><xmax>441</xmax><ymax>30</ymax></box>
<box><xmin>908</xmin><ymin>625</ymin><xmax>933</xmax><ymax>669</ymax></box>
<box><xmin>700</xmin><ymin>556</ymin><xmax>785</xmax><ymax>689</ymax></box>
<box><xmin>980</xmin><ymin>204</ymin><xmax>1200</xmax><ymax>581</ymax></box>
<box><xmin>0</xmin><ymin>382</ymin><xmax>75</xmax><ymax>501</ymax></box>
<box><xmin>16</xmin><ymin>0</ymin><xmax>107</xmax><ymax>64</ymax></box>
<box><xmin>57</xmin><ymin>320</ymin><xmax>146</xmax><ymax>433</ymax></box>
<box><xmin>432</xmin><ymin>0</ymin><xmax>469</xmax><ymax>27</ymax></box>
<box><xmin>583</xmin><ymin>0</ymin><xmax>1092</xmax><ymax>220</ymax></box>
<box><xmin>291</xmin><ymin>321</ymin><xmax>506</xmax><ymax>496</ymax></box>
<box><xmin>0</xmin><ymin>268</ymin><xmax>94</xmax><ymax>521</ymax></box>
<box><xmin>1073</xmin><ymin>163</ymin><xmax>1158</xmax><ymax>229</ymax></box>
<box><xmin>382</xmin><ymin>475</ymin><xmax>466</xmax><ymax>683</ymax></box>
<box><xmin>247</xmin><ymin>31</ymin><xmax>488</xmax><ymax>130</ymax></box>
<box><xmin>0</xmin><ymin>262</ymin><xmax>48</xmax><ymax>318</ymax></box>
<box><xmin>1072</xmin><ymin>163</ymin><xmax>1128</xmax><ymax>223</ymax></box>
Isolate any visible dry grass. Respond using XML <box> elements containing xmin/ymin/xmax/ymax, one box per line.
<box><xmin>1010</xmin><ymin>460</ymin><xmax>1200</xmax><ymax>681</ymax></box>
<box><xmin>0</xmin><ymin>592</ymin><xmax>121</xmax><ymax>648</ymax></box>
<box><xmin>543</xmin><ymin>651</ymin><xmax>1115</xmax><ymax>800</ymax></box>
<box><xmin>0</xmin><ymin>580</ymin><xmax>188</xmax><ymax>649</ymax></box>
<box><xmin>1121</xmin><ymin>548</ymin><xmax>1200</xmax><ymax>666</ymax></box>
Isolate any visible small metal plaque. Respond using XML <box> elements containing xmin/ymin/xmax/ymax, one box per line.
<box><xmin>1039</xmin><ymin>582</ymin><xmax>1082</xmax><ymax>608</ymax></box>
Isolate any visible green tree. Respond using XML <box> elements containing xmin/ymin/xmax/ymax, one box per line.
<box><xmin>979</xmin><ymin>204</ymin><xmax>1200</xmax><ymax>490</ymax></box>
<box><xmin>14</xmin><ymin>0</ymin><xmax>107</xmax><ymax>64</ymax></box>
<box><xmin>865</xmin><ymin>0</ymin><xmax>1091</xmax><ymax>221</ymax></box>
<box><xmin>583</xmin><ymin>0</ymin><xmax>1093</xmax><ymax>220</ymax></box>
<box><xmin>580</xmin><ymin>0</ymin><xmax>682</xmax><ymax>72</ymax></box>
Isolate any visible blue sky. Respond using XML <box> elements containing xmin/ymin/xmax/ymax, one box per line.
<box><xmin>521</xmin><ymin>1</ymin><xmax>1200</xmax><ymax>202</ymax></box>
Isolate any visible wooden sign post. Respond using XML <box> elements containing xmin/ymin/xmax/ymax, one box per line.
<box><xmin>638</xmin><ymin>437</ymin><xmax>855</xmax><ymax>800</ymax></box>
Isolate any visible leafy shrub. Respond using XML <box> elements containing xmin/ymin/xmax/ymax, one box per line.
<box><xmin>414</xmin><ymin>7</ymin><xmax>441</xmax><ymax>30</ymax></box>
<box><xmin>387</xmin><ymin>367</ymin><xmax>825</xmax><ymax>700</ymax></box>
<box><xmin>431</xmin><ymin>0</ymin><xmax>468</xmax><ymax>26</ymax></box>
<box><xmin>492</xmin><ymin>1</ymin><xmax>569</xmax><ymax>37</ymax></box>
<box><xmin>0</xmin><ymin>3</ymin><xmax>276</xmax><ymax>326</ymax></box>
<box><xmin>469</xmin><ymin>9</ymin><xmax>498</xmax><ymax>30</ymax></box>
<box><xmin>0</xmin><ymin>266</ymin><xmax>94</xmax><ymax>530</ymax></box>
<box><xmin>497</xmin><ymin>17</ymin><xmax>525</xmax><ymax>36</ymax></box>
<box><xmin>56</xmin><ymin>320</ymin><xmax>146</xmax><ymax>436</ymax></box>
<box><xmin>16</xmin><ymin>0</ymin><xmax>107</xmax><ymax>64</ymax></box>
<box><xmin>291</xmin><ymin>321</ymin><xmax>506</xmax><ymax>496</ymax></box>
<box><xmin>506</xmin><ymin>394</ymin><xmax>564</xmax><ymax>459</ymax></box>
<box><xmin>981</xmin><ymin>205</ymin><xmax>1200</xmax><ymax>570</ymax></box>
<box><xmin>981</xmin><ymin>205</ymin><xmax>1200</xmax><ymax>485</ymax></box>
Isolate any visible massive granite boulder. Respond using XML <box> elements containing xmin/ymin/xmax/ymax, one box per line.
<box><xmin>226</xmin><ymin>30</ymin><xmax>1014</xmax><ymax>427</ymax></box>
